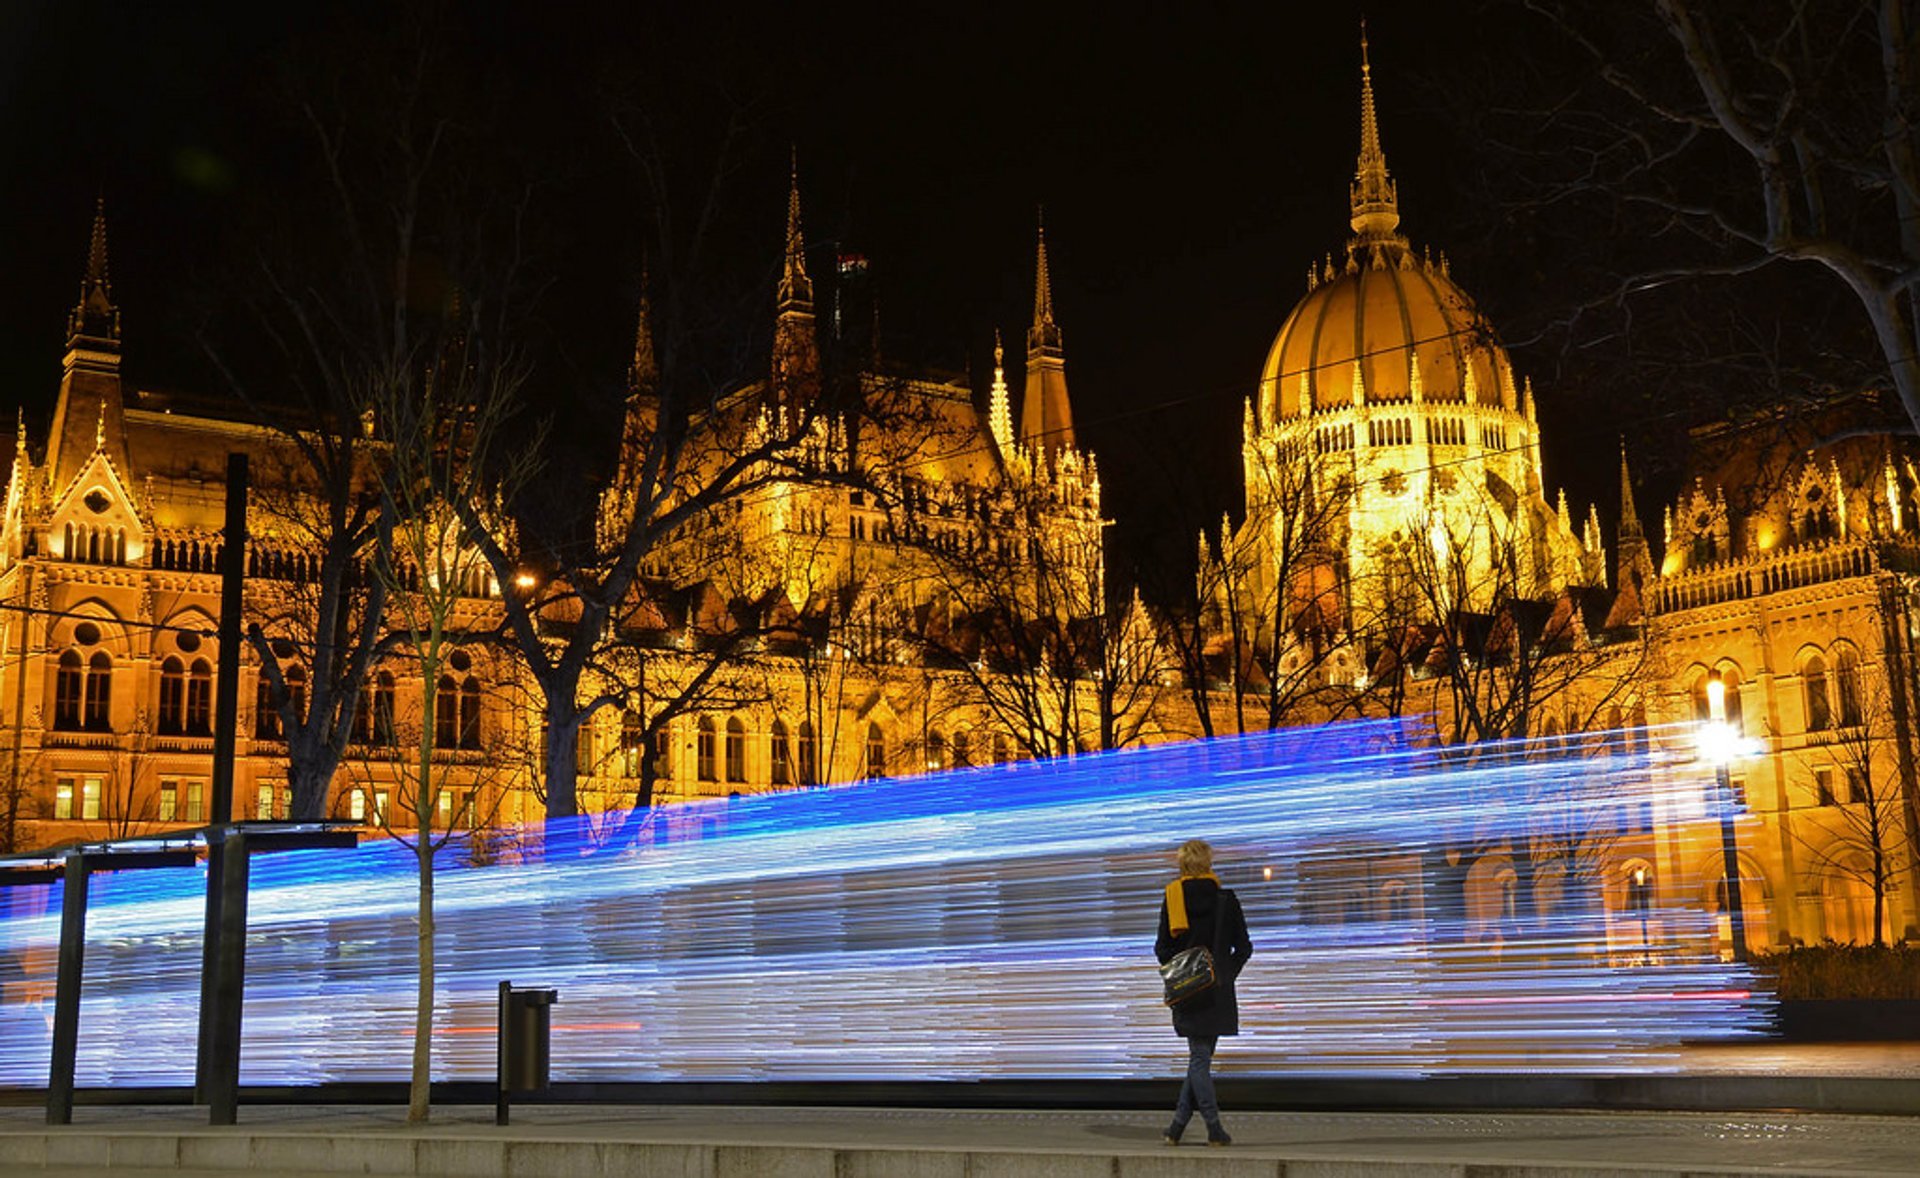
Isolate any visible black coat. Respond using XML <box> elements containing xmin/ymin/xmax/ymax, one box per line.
<box><xmin>1154</xmin><ymin>878</ymin><xmax>1252</xmax><ymax>1038</ymax></box>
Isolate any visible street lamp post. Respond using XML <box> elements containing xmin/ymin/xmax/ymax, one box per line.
<box><xmin>1704</xmin><ymin>670</ymin><xmax>1750</xmax><ymax>963</ymax></box>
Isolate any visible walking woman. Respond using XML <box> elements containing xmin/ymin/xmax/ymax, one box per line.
<box><xmin>1154</xmin><ymin>838</ymin><xmax>1252</xmax><ymax>1147</ymax></box>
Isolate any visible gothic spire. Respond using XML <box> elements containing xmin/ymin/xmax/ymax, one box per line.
<box><xmin>1028</xmin><ymin>208</ymin><xmax>1062</xmax><ymax>354</ymax></box>
<box><xmin>778</xmin><ymin>151</ymin><xmax>813</xmax><ymax>313</ymax></box>
<box><xmin>1349</xmin><ymin>23</ymin><xmax>1402</xmax><ymax>243</ymax></box>
<box><xmin>1618</xmin><ymin>440</ymin><xmax>1643</xmax><ymax>540</ymax></box>
<box><xmin>67</xmin><ymin>196</ymin><xmax>120</xmax><ymax>347</ymax></box>
<box><xmin>1021</xmin><ymin>211</ymin><xmax>1074</xmax><ymax>456</ymax></box>
<box><xmin>630</xmin><ymin>264</ymin><xmax>658</xmax><ymax>396</ymax></box>
<box><xmin>1616</xmin><ymin>440</ymin><xmax>1654</xmax><ymax>593</ymax></box>
<box><xmin>772</xmin><ymin>154</ymin><xmax>820</xmax><ymax>408</ymax></box>
<box><xmin>988</xmin><ymin>329</ymin><xmax>1013</xmax><ymax>455</ymax></box>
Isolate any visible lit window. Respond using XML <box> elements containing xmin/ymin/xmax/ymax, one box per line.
<box><xmin>725</xmin><ymin>717</ymin><xmax>747</xmax><ymax>783</ymax></box>
<box><xmin>54</xmin><ymin>778</ymin><xmax>73</xmax><ymax>820</ymax></box>
<box><xmin>159</xmin><ymin>780</ymin><xmax>178</xmax><ymax>822</ymax></box>
<box><xmin>81</xmin><ymin>778</ymin><xmax>101</xmax><ymax>821</ymax></box>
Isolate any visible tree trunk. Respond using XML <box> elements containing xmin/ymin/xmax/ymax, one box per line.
<box><xmin>409</xmin><ymin>827</ymin><xmax>435</xmax><ymax>1122</ymax></box>
<box><xmin>287</xmin><ymin>732</ymin><xmax>339</xmax><ymax>822</ymax></box>
<box><xmin>542</xmin><ymin>691</ymin><xmax>582</xmax><ymax>821</ymax></box>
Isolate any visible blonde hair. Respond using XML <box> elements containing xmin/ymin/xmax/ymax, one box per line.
<box><xmin>1178</xmin><ymin>839</ymin><xmax>1213</xmax><ymax>877</ymax></box>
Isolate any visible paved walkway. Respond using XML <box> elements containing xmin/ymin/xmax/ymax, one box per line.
<box><xmin>4</xmin><ymin>1103</ymin><xmax>1920</xmax><ymax>1176</ymax></box>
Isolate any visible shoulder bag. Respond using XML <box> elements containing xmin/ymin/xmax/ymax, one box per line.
<box><xmin>1159</xmin><ymin>893</ymin><xmax>1228</xmax><ymax>1007</ymax></box>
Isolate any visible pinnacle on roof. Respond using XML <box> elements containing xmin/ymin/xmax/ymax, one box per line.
<box><xmin>778</xmin><ymin>151</ymin><xmax>813</xmax><ymax>313</ymax></box>
<box><xmin>630</xmin><ymin>263</ymin><xmax>658</xmax><ymax>395</ymax></box>
<box><xmin>1618</xmin><ymin>440</ymin><xmax>1644</xmax><ymax>540</ymax></box>
<box><xmin>67</xmin><ymin>196</ymin><xmax>121</xmax><ymax>347</ymax></box>
<box><xmin>1349</xmin><ymin>23</ymin><xmax>1402</xmax><ymax>243</ymax></box>
<box><xmin>1028</xmin><ymin>208</ymin><xmax>1062</xmax><ymax>355</ymax></box>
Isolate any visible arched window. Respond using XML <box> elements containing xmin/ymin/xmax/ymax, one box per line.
<box><xmin>435</xmin><ymin>675</ymin><xmax>459</xmax><ymax>749</ymax></box>
<box><xmin>866</xmin><ymin>723</ymin><xmax>886</xmax><ymax>779</ymax></box>
<box><xmin>797</xmin><ymin>720</ymin><xmax>817</xmax><ymax>785</ymax></box>
<box><xmin>1718</xmin><ymin>666</ymin><xmax>1745</xmax><ymax>733</ymax></box>
<box><xmin>254</xmin><ymin>673</ymin><xmax>281</xmax><ymax>739</ymax></box>
<box><xmin>1834</xmin><ymin>650</ymin><xmax>1862</xmax><ymax>727</ymax></box>
<box><xmin>696</xmin><ymin>716</ymin><xmax>717</xmax><ymax>782</ymax></box>
<box><xmin>724</xmin><ymin>716</ymin><xmax>747</xmax><ymax>783</ymax></box>
<box><xmin>1804</xmin><ymin>655</ymin><xmax>1832</xmax><ymax>732</ymax></box>
<box><xmin>951</xmin><ymin>729</ymin><xmax>972</xmax><ymax>769</ymax></box>
<box><xmin>285</xmin><ymin>665</ymin><xmax>306</xmax><ymax>726</ymax></box>
<box><xmin>373</xmin><ymin>672</ymin><xmax>395</xmax><ymax>745</ymax></box>
<box><xmin>84</xmin><ymin>652</ymin><xmax>112</xmax><ymax>731</ymax></box>
<box><xmin>54</xmin><ymin>650</ymin><xmax>83</xmax><ymax>730</ymax></box>
<box><xmin>652</xmin><ymin>723</ymin><xmax>673</xmax><ymax>782</ymax></box>
<box><xmin>158</xmin><ymin>657</ymin><xmax>186</xmax><ymax>736</ymax></box>
<box><xmin>926</xmin><ymin>730</ymin><xmax>948</xmax><ymax>773</ymax></box>
<box><xmin>1690</xmin><ymin>673</ymin><xmax>1713</xmax><ymax>723</ymax></box>
<box><xmin>459</xmin><ymin>676</ymin><xmax>482</xmax><ymax>749</ymax></box>
<box><xmin>186</xmin><ymin>658</ymin><xmax>213</xmax><ymax>735</ymax></box>
<box><xmin>621</xmin><ymin>710</ymin><xmax>644</xmax><ymax>778</ymax></box>
<box><xmin>770</xmin><ymin>719</ymin><xmax>792</xmax><ymax>786</ymax></box>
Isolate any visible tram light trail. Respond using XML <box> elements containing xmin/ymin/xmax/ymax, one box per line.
<box><xmin>0</xmin><ymin>721</ymin><xmax>1770</xmax><ymax>1086</ymax></box>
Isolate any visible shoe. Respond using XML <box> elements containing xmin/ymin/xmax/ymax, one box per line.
<box><xmin>1206</xmin><ymin>1124</ymin><xmax>1232</xmax><ymax>1147</ymax></box>
<box><xmin>1162</xmin><ymin>1120</ymin><xmax>1186</xmax><ymax>1146</ymax></box>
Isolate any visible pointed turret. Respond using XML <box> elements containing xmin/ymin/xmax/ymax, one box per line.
<box><xmin>1020</xmin><ymin>211</ymin><xmax>1075</xmax><ymax>458</ymax></box>
<box><xmin>48</xmin><ymin>199</ymin><xmax>130</xmax><ymax>498</ymax></box>
<box><xmin>1617</xmin><ymin>442</ymin><xmax>1655</xmax><ymax>592</ymax></box>
<box><xmin>987</xmin><ymin>330</ymin><xmax>1013</xmax><ymax>456</ymax></box>
<box><xmin>629</xmin><ymin>268</ymin><xmax>659</xmax><ymax>397</ymax></box>
<box><xmin>772</xmin><ymin>154</ymin><xmax>820</xmax><ymax>409</ymax></box>
<box><xmin>67</xmin><ymin>197</ymin><xmax>120</xmax><ymax>349</ymax></box>
<box><xmin>1349</xmin><ymin>24</ymin><xmax>1401</xmax><ymax>244</ymax></box>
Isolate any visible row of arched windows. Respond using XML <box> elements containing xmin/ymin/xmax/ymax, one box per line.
<box><xmin>1690</xmin><ymin>649</ymin><xmax>1864</xmax><ymax>736</ymax></box>
<box><xmin>63</xmin><ymin>523</ymin><xmax>127</xmax><ymax>566</ymax></box>
<box><xmin>923</xmin><ymin>728</ymin><xmax>1016</xmax><ymax>771</ymax></box>
<box><xmin>692</xmin><ymin>716</ymin><xmax>823</xmax><ymax>786</ymax></box>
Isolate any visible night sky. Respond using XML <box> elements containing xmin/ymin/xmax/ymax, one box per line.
<box><xmin>0</xmin><ymin>2</ymin><xmax>1698</xmax><ymax>590</ymax></box>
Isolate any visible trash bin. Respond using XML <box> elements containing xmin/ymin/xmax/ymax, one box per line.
<box><xmin>502</xmin><ymin>986</ymin><xmax>555</xmax><ymax>1092</ymax></box>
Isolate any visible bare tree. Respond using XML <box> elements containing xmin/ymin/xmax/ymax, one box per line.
<box><xmin>201</xmin><ymin>20</ymin><xmax>540</xmax><ymax>822</ymax></box>
<box><xmin>368</xmin><ymin>301</ymin><xmax>539</xmax><ymax>1124</ymax></box>
<box><xmin>1493</xmin><ymin>1</ymin><xmax>1920</xmax><ymax>433</ymax></box>
<box><xmin>1792</xmin><ymin>668</ymin><xmax>1916</xmax><ymax>946</ymax></box>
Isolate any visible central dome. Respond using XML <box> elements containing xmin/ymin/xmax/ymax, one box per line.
<box><xmin>1258</xmin><ymin>251</ymin><xmax>1519</xmax><ymax>423</ymax></box>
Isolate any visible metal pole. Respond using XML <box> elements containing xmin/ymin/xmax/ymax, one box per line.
<box><xmin>207</xmin><ymin>829</ymin><xmax>250</xmax><ymax>1126</ymax></box>
<box><xmin>496</xmin><ymin>980</ymin><xmax>511</xmax><ymax>1126</ymax></box>
<box><xmin>1717</xmin><ymin>764</ymin><xmax>1749</xmax><ymax>962</ymax></box>
<box><xmin>46</xmin><ymin>852</ymin><xmax>87</xmax><ymax>1125</ymax></box>
<box><xmin>196</xmin><ymin>452</ymin><xmax>248</xmax><ymax>1099</ymax></box>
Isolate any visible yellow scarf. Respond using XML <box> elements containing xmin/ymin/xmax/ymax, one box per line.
<box><xmin>1165</xmin><ymin>873</ymin><xmax>1221</xmax><ymax>936</ymax></box>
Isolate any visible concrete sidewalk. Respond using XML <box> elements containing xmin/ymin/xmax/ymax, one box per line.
<box><xmin>3</xmin><ymin>1103</ymin><xmax>1920</xmax><ymax>1177</ymax></box>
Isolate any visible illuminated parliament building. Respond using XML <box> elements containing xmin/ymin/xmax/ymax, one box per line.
<box><xmin>3</xmin><ymin>46</ymin><xmax>1917</xmax><ymax>952</ymax></box>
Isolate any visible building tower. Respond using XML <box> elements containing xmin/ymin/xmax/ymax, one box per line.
<box><xmin>772</xmin><ymin>156</ymin><xmax>821</xmax><ymax>412</ymax></box>
<box><xmin>1020</xmin><ymin>213</ymin><xmax>1074</xmax><ymax>461</ymax></box>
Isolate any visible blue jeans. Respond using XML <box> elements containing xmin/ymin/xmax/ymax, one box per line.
<box><xmin>1172</xmin><ymin>1034</ymin><xmax>1220</xmax><ymax>1129</ymax></box>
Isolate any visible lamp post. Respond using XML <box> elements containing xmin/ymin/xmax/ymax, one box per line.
<box><xmin>1703</xmin><ymin>670</ymin><xmax>1750</xmax><ymax>962</ymax></box>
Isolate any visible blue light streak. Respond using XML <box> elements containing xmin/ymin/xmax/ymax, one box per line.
<box><xmin>0</xmin><ymin>721</ymin><xmax>1770</xmax><ymax>1086</ymax></box>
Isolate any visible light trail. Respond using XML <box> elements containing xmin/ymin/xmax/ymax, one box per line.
<box><xmin>0</xmin><ymin>721</ymin><xmax>1769</xmax><ymax>1086</ymax></box>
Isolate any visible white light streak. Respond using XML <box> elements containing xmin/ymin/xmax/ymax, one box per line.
<box><xmin>0</xmin><ymin>721</ymin><xmax>1770</xmax><ymax>1087</ymax></box>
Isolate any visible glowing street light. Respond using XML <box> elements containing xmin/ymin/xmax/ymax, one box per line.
<box><xmin>1700</xmin><ymin>669</ymin><xmax>1750</xmax><ymax>962</ymax></box>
